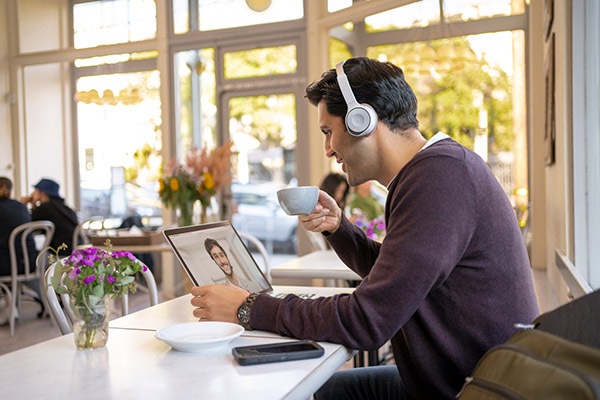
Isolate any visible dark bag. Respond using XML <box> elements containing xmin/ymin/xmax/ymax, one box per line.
<box><xmin>458</xmin><ymin>289</ymin><xmax>600</xmax><ymax>399</ymax></box>
<box><xmin>534</xmin><ymin>289</ymin><xmax>600</xmax><ymax>350</ymax></box>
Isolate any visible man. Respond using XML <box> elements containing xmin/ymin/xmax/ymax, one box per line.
<box><xmin>190</xmin><ymin>57</ymin><xmax>539</xmax><ymax>399</ymax></box>
<box><xmin>0</xmin><ymin>177</ymin><xmax>43</xmax><ymax>318</ymax></box>
<box><xmin>21</xmin><ymin>178</ymin><xmax>78</xmax><ymax>255</ymax></box>
<box><xmin>203</xmin><ymin>238</ymin><xmax>258</xmax><ymax>292</ymax></box>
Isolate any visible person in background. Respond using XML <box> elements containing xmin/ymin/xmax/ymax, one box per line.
<box><xmin>21</xmin><ymin>178</ymin><xmax>78</xmax><ymax>256</ymax></box>
<box><xmin>319</xmin><ymin>172</ymin><xmax>350</xmax><ymax>210</ymax></box>
<box><xmin>347</xmin><ymin>180</ymin><xmax>384</xmax><ymax>221</ymax></box>
<box><xmin>0</xmin><ymin>177</ymin><xmax>43</xmax><ymax>318</ymax></box>
<box><xmin>189</xmin><ymin>57</ymin><xmax>539</xmax><ymax>399</ymax></box>
<box><xmin>309</xmin><ymin>173</ymin><xmax>351</xmax><ymax>252</ymax></box>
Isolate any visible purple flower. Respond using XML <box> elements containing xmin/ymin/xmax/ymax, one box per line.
<box><xmin>112</xmin><ymin>250</ymin><xmax>135</xmax><ymax>261</ymax></box>
<box><xmin>142</xmin><ymin>265</ymin><xmax>148</xmax><ymax>272</ymax></box>
<box><xmin>106</xmin><ymin>274</ymin><xmax>116</xmax><ymax>283</ymax></box>
<box><xmin>83</xmin><ymin>275</ymin><xmax>96</xmax><ymax>285</ymax></box>
<box><xmin>80</xmin><ymin>257</ymin><xmax>94</xmax><ymax>266</ymax></box>
<box><xmin>68</xmin><ymin>267</ymin><xmax>81</xmax><ymax>280</ymax></box>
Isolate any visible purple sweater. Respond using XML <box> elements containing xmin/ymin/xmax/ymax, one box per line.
<box><xmin>251</xmin><ymin>139</ymin><xmax>539</xmax><ymax>399</ymax></box>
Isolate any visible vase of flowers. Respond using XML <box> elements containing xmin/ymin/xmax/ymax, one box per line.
<box><xmin>159</xmin><ymin>141</ymin><xmax>233</xmax><ymax>226</ymax></box>
<box><xmin>45</xmin><ymin>243</ymin><xmax>147</xmax><ymax>349</ymax></box>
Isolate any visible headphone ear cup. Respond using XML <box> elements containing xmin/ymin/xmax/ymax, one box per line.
<box><xmin>346</xmin><ymin>103</ymin><xmax>378</xmax><ymax>137</ymax></box>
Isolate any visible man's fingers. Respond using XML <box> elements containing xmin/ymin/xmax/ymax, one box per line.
<box><xmin>190</xmin><ymin>284</ymin><xmax>215</xmax><ymax>296</ymax></box>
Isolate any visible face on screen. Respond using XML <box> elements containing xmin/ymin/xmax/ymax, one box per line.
<box><xmin>209</xmin><ymin>245</ymin><xmax>233</xmax><ymax>276</ymax></box>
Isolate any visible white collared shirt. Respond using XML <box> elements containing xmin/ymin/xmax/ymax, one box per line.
<box><xmin>419</xmin><ymin>131</ymin><xmax>450</xmax><ymax>152</ymax></box>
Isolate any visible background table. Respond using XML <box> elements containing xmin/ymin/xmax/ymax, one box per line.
<box><xmin>271</xmin><ymin>250</ymin><xmax>362</xmax><ymax>285</ymax></box>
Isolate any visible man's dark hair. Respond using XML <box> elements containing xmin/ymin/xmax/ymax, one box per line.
<box><xmin>305</xmin><ymin>57</ymin><xmax>419</xmax><ymax>133</ymax></box>
<box><xmin>204</xmin><ymin>238</ymin><xmax>227</xmax><ymax>260</ymax></box>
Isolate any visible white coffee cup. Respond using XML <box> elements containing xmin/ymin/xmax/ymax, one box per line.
<box><xmin>277</xmin><ymin>186</ymin><xmax>319</xmax><ymax>215</ymax></box>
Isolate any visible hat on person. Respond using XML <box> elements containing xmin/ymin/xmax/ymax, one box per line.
<box><xmin>33</xmin><ymin>178</ymin><xmax>62</xmax><ymax>199</ymax></box>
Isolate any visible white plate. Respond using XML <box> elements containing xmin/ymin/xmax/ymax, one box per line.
<box><xmin>155</xmin><ymin>321</ymin><xmax>244</xmax><ymax>352</ymax></box>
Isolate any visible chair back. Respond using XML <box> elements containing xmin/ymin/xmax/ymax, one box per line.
<box><xmin>1</xmin><ymin>220</ymin><xmax>55</xmax><ymax>336</ymax></box>
<box><xmin>43</xmin><ymin>262</ymin><xmax>73</xmax><ymax>334</ymax></box>
<box><xmin>238</xmin><ymin>231</ymin><xmax>271</xmax><ymax>282</ymax></box>
<box><xmin>119</xmin><ymin>261</ymin><xmax>159</xmax><ymax>315</ymax></box>
<box><xmin>7</xmin><ymin>220</ymin><xmax>55</xmax><ymax>284</ymax></box>
<box><xmin>43</xmin><ymin>256</ymin><xmax>159</xmax><ymax>335</ymax></box>
<box><xmin>72</xmin><ymin>216</ymin><xmax>105</xmax><ymax>248</ymax></box>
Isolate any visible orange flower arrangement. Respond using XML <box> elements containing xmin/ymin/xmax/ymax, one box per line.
<box><xmin>159</xmin><ymin>141</ymin><xmax>234</xmax><ymax>225</ymax></box>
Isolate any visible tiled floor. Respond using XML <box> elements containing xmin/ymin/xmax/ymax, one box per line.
<box><xmin>0</xmin><ymin>269</ymin><xmax>560</xmax><ymax>356</ymax></box>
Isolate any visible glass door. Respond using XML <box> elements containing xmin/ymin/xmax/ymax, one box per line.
<box><xmin>224</xmin><ymin>91</ymin><xmax>299</xmax><ymax>258</ymax></box>
<box><xmin>75</xmin><ymin>69</ymin><xmax>163</xmax><ymax>228</ymax></box>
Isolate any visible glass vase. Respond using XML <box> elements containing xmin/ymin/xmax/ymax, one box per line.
<box><xmin>177</xmin><ymin>201</ymin><xmax>194</xmax><ymax>227</ymax></box>
<box><xmin>71</xmin><ymin>297</ymin><xmax>110</xmax><ymax>350</ymax></box>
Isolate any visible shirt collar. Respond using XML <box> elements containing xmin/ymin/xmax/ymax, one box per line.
<box><xmin>386</xmin><ymin>131</ymin><xmax>450</xmax><ymax>190</ymax></box>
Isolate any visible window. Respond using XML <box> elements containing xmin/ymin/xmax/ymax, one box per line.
<box><xmin>224</xmin><ymin>45</ymin><xmax>297</xmax><ymax>80</ymax></box>
<box><xmin>73</xmin><ymin>0</ymin><xmax>156</xmax><ymax>49</ymax></box>
<box><xmin>173</xmin><ymin>0</ymin><xmax>303</xmax><ymax>33</ymax></box>
<box><xmin>75</xmin><ymin>70</ymin><xmax>162</xmax><ymax>227</ymax></box>
<box><xmin>573</xmin><ymin>0</ymin><xmax>600</xmax><ymax>289</ymax></box>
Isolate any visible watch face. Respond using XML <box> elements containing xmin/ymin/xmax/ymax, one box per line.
<box><xmin>238</xmin><ymin>306</ymin><xmax>250</xmax><ymax>324</ymax></box>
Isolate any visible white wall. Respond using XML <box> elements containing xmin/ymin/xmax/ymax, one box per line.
<box><xmin>0</xmin><ymin>1</ymin><xmax>13</xmax><ymax>180</ymax></box>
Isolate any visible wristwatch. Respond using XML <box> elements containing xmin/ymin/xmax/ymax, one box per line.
<box><xmin>237</xmin><ymin>292</ymin><xmax>259</xmax><ymax>330</ymax></box>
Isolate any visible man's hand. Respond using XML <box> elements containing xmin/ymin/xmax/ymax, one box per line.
<box><xmin>298</xmin><ymin>190</ymin><xmax>342</xmax><ymax>234</ymax></box>
<box><xmin>190</xmin><ymin>284</ymin><xmax>250</xmax><ymax>324</ymax></box>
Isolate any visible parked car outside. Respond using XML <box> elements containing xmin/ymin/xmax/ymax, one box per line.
<box><xmin>231</xmin><ymin>181</ymin><xmax>298</xmax><ymax>253</ymax></box>
<box><xmin>80</xmin><ymin>182</ymin><xmax>162</xmax><ymax>228</ymax></box>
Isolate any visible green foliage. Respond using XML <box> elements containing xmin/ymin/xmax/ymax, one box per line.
<box><xmin>228</xmin><ymin>94</ymin><xmax>296</xmax><ymax>147</ymax></box>
<box><xmin>224</xmin><ymin>45</ymin><xmax>296</xmax><ymax>79</ymax></box>
<box><xmin>329</xmin><ymin>38</ymin><xmax>353</xmax><ymax>67</ymax></box>
<box><xmin>367</xmin><ymin>38</ymin><xmax>514</xmax><ymax>153</ymax></box>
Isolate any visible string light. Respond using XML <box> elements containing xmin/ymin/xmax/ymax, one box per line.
<box><xmin>74</xmin><ymin>86</ymin><xmax>145</xmax><ymax>105</ymax></box>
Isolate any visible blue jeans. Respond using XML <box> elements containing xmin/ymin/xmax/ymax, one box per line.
<box><xmin>314</xmin><ymin>365</ymin><xmax>411</xmax><ymax>400</ymax></box>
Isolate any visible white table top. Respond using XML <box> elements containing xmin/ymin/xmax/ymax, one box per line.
<box><xmin>271</xmin><ymin>250</ymin><xmax>362</xmax><ymax>281</ymax></box>
<box><xmin>0</xmin><ymin>329</ymin><xmax>351</xmax><ymax>400</ymax></box>
<box><xmin>0</xmin><ymin>285</ymin><xmax>355</xmax><ymax>400</ymax></box>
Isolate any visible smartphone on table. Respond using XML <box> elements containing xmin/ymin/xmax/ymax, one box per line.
<box><xmin>232</xmin><ymin>339</ymin><xmax>325</xmax><ymax>366</ymax></box>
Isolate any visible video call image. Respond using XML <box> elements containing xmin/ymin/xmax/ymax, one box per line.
<box><xmin>167</xmin><ymin>224</ymin><xmax>268</xmax><ymax>293</ymax></box>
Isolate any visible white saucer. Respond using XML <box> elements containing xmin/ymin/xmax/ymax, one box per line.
<box><xmin>155</xmin><ymin>321</ymin><xmax>244</xmax><ymax>352</ymax></box>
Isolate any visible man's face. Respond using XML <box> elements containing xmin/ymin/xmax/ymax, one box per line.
<box><xmin>31</xmin><ymin>189</ymin><xmax>43</xmax><ymax>203</ymax></box>
<box><xmin>318</xmin><ymin>101</ymin><xmax>373</xmax><ymax>186</ymax></box>
<box><xmin>209</xmin><ymin>246</ymin><xmax>232</xmax><ymax>276</ymax></box>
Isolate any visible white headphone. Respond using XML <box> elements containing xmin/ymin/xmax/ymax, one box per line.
<box><xmin>335</xmin><ymin>60</ymin><xmax>378</xmax><ymax>137</ymax></box>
